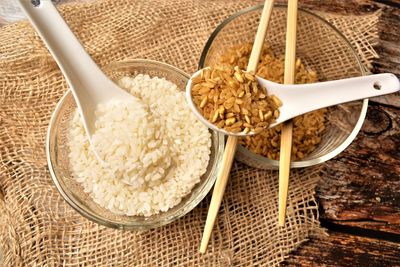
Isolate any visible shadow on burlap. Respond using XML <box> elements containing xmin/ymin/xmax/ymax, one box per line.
<box><xmin>0</xmin><ymin>0</ymin><xmax>379</xmax><ymax>265</ymax></box>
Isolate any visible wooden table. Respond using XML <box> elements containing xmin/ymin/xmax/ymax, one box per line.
<box><xmin>1</xmin><ymin>0</ymin><xmax>398</xmax><ymax>266</ymax></box>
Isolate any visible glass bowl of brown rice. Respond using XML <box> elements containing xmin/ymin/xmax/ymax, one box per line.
<box><xmin>46</xmin><ymin>59</ymin><xmax>224</xmax><ymax>229</ymax></box>
<box><xmin>199</xmin><ymin>4</ymin><xmax>367</xmax><ymax>169</ymax></box>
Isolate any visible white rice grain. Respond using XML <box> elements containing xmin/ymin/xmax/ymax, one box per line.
<box><xmin>68</xmin><ymin>75</ymin><xmax>211</xmax><ymax>216</ymax></box>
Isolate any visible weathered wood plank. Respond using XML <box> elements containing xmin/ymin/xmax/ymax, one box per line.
<box><xmin>370</xmin><ymin>94</ymin><xmax>400</xmax><ymax>109</ymax></box>
<box><xmin>372</xmin><ymin>5</ymin><xmax>400</xmax><ymax>77</ymax></box>
<box><xmin>318</xmin><ymin>103</ymin><xmax>400</xmax><ymax>234</ymax></box>
<box><xmin>282</xmin><ymin>231</ymin><xmax>400</xmax><ymax>266</ymax></box>
<box><xmin>296</xmin><ymin>0</ymin><xmax>381</xmax><ymax>15</ymax></box>
<box><xmin>330</xmin><ymin>220</ymin><xmax>400</xmax><ymax>236</ymax></box>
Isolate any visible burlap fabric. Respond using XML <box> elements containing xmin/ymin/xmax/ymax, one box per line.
<box><xmin>0</xmin><ymin>0</ymin><xmax>380</xmax><ymax>266</ymax></box>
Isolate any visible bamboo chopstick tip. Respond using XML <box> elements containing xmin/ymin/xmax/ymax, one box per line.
<box><xmin>199</xmin><ymin>245</ymin><xmax>207</xmax><ymax>254</ymax></box>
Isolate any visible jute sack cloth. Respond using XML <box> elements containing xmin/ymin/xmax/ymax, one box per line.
<box><xmin>0</xmin><ymin>0</ymin><xmax>379</xmax><ymax>265</ymax></box>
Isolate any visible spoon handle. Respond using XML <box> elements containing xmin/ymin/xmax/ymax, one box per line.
<box><xmin>272</xmin><ymin>73</ymin><xmax>400</xmax><ymax>124</ymax></box>
<box><xmin>18</xmin><ymin>0</ymin><xmax>118</xmax><ymax>113</ymax></box>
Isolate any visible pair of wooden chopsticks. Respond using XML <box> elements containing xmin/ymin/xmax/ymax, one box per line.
<box><xmin>200</xmin><ymin>0</ymin><xmax>298</xmax><ymax>252</ymax></box>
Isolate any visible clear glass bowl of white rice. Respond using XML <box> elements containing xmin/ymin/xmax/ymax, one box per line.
<box><xmin>46</xmin><ymin>59</ymin><xmax>224</xmax><ymax>230</ymax></box>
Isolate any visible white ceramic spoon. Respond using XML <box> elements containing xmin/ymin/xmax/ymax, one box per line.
<box><xmin>186</xmin><ymin>69</ymin><xmax>400</xmax><ymax>136</ymax></box>
<box><xmin>19</xmin><ymin>0</ymin><xmax>136</xmax><ymax>159</ymax></box>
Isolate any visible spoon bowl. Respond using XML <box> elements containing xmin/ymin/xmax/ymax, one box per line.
<box><xmin>186</xmin><ymin>68</ymin><xmax>400</xmax><ymax>136</ymax></box>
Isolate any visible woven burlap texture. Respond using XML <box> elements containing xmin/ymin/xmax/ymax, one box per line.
<box><xmin>0</xmin><ymin>0</ymin><xmax>379</xmax><ymax>266</ymax></box>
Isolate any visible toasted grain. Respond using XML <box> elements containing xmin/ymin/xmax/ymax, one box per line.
<box><xmin>219</xmin><ymin>42</ymin><xmax>327</xmax><ymax>160</ymax></box>
<box><xmin>191</xmin><ymin>65</ymin><xmax>281</xmax><ymax>133</ymax></box>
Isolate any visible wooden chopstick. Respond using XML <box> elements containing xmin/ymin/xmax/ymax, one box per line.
<box><xmin>247</xmin><ymin>0</ymin><xmax>275</xmax><ymax>74</ymax></box>
<box><xmin>278</xmin><ymin>0</ymin><xmax>298</xmax><ymax>227</ymax></box>
<box><xmin>199</xmin><ymin>135</ymin><xmax>237</xmax><ymax>253</ymax></box>
<box><xmin>199</xmin><ymin>0</ymin><xmax>275</xmax><ymax>253</ymax></box>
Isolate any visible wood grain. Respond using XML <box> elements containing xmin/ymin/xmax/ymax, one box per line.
<box><xmin>319</xmin><ymin>103</ymin><xmax>400</xmax><ymax>234</ymax></box>
<box><xmin>372</xmin><ymin>4</ymin><xmax>400</xmax><ymax>77</ymax></box>
<box><xmin>282</xmin><ymin>231</ymin><xmax>400</xmax><ymax>266</ymax></box>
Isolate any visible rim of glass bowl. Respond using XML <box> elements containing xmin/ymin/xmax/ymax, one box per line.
<box><xmin>198</xmin><ymin>4</ymin><xmax>368</xmax><ymax>168</ymax></box>
<box><xmin>46</xmin><ymin>59</ymin><xmax>225</xmax><ymax>229</ymax></box>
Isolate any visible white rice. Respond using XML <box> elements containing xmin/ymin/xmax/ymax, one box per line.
<box><xmin>68</xmin><ymin>74</ymin><xmax>211</xmax><ymax>216</ymax></box>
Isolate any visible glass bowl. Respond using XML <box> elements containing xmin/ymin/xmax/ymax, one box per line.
<box><xmin>46</xmin><ymin>59</ymin><xmax>224</xmax><ymax>230</ymax></box>
<box><xmin>199</xmin><ymin>4</ymin><xmax>367</xmax><ymax>169</ymax></box>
